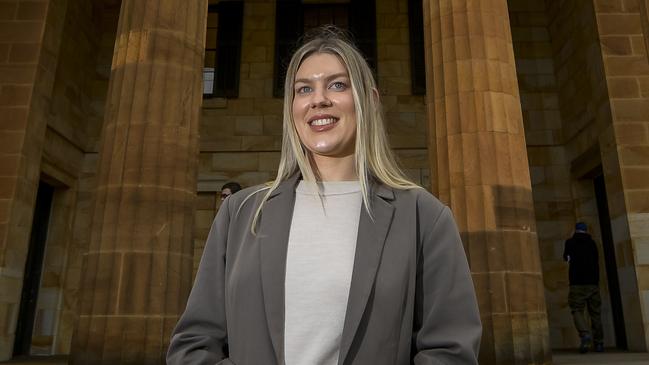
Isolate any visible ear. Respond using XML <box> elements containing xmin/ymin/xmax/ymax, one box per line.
<box><xmin>371</xmin><ymin>87</ymin><xmax>380</xmax><ymax>103</ymax></box>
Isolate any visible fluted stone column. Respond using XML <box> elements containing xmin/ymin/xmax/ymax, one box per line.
<box><xmin>70</xmin><ymin>1</ymin><xmax>207</xmax><ymax>363</ymax></box>
<box><xmin>423</xmin><ymin>1</ymin><xmax>552</xmax><ymax>363</ymax></box>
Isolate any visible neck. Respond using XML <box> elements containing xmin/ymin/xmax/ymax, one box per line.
<box><xmin>311</xmin><ymin>153</ymin><xmax>358</xmax><ymax>181</ymax></box>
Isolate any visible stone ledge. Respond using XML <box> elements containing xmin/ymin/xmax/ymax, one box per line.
<box><xmin>201</xmin><ymin>97</ymin><xmax>227</xmax><ymax>109</ymax></box>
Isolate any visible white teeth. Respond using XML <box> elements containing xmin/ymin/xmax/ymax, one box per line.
<box><xmin>310</xmin><ymin>118</ymin><xmax>336</xmax><ymax>126</ymax></box>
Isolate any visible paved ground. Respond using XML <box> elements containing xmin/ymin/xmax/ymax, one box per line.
<box><xmin>2</xmin><ymin>352</ymin><xmax>649</xmax><ymax>364</ymax></box>
<box><xmin>1</xmin><ymin>356</ymin><xmax>67</xmax><ymax>364</ymax></box>
<box><xmin>553</xmin><ymin>350</ymin><xmax>649</xmax><ymax>364</ymax></box>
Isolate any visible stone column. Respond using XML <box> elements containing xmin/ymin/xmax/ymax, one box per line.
<box><xmin>70</xmin><ymin>0</ymin><xmax>207</xmax><ymax>364</ymax></box>
<box><xmin>423</xmin><ymin>0</ymin><xmax>552</xmax><ymax>363</ymax></box>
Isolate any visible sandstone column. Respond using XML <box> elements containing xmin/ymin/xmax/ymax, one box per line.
<box><xmin>423</xmin><ymin>0</ymin><xmax>552</xmax><ymax>363</ymax></box>
<box><xmin>70</xmin><ymin>0</ymin><xmax>207</xmax><ymax>364</ymax></box>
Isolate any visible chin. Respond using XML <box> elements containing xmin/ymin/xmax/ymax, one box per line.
<box><xmin>311</xmin><ymin>148</ymin><xmax>353</xmax><ymax>158</ymax></box>
<box><xmin>309</xmin><ymin>148</ymin><xmax>337</xmax><ymax>156</ymax></box>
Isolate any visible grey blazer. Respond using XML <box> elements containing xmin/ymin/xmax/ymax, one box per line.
<box><xmin>167</xmin><ymin>175</ymin><xmax>481</xmax><ymax>364</ymax></box>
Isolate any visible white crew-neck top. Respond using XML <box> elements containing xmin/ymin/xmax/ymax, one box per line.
<box><xmin>284</xmin><ymin>180</ymin><xmax>362</xmax><ymax>365</ymax></box>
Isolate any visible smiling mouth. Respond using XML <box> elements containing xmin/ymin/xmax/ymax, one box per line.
<box><xmin>309</xmin><ymin>117</ymin><xmax>338</xmax><ymax>126</ymax></box>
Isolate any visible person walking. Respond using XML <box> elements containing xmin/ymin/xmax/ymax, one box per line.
<box><xmin>563</xmin><ymin>222</ymin><xmax>604</xmax><ymax>353</ymax></box>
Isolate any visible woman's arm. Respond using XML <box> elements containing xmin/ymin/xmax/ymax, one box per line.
<box><xmin>167</xmin><ymin>197</ymin><xmax>232</xmax><ymax>364</ymax></box>
<box><xmin>413</xmin><ymin>203</ymin><xmax>482</xmax><ymax>364</ymax></box>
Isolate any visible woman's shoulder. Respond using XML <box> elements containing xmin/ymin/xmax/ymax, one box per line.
<box><xmin>388</xmin><ymin>187</ymin><xmax>457</xmax><ymax>240</ymax></box>
<box><xmin>224</xmin><ymin>183</ymin><xmax>271</xmax><ymax>214</ymax></box>
<box><xmin>233</xmin><ymin>183</ymin><xmax>271</xmax><ymax>200</ymax></box>
<box><xmin>392</xmin><ymin>186</ymin><xmax>447</xmax><ymax>214</ymax></box>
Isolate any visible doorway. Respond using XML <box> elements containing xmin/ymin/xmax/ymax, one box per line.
<box><xmin>593</xmin><ymin>173</ymin><xmax>627</xmax><ymax>350</ymax></box>
<box><xmin>13</xmin><ymin>181</ymin><xmax>54</xmax><ymax>356</ymax></box>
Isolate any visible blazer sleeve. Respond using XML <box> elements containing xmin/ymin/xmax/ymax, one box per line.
<box><xmin>413</xmin><ymin>205</ymin><xmax>482</xmax><ymax>364</ymax></box>
<box><xmin>167</xmin><ymin>196</ymin><xmax>231</xmax><ymax>364</ymax></box>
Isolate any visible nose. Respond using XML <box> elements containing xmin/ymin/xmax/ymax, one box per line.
<box><xmin>310</xmin><ymin>88</ymin><xmax>332</xmax><ymax>108</ymax></box>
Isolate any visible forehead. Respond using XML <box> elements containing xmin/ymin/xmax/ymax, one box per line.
<box><xmin>295</xmin><ymin>53</ymin><xmax>348</xmax><ymax>79</ymax></box>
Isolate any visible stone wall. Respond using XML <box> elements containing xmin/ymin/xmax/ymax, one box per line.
<box><xmin>545</xmin><ymin>0</ymin><xmax>626</xmax><ymax>350</ymax></box>
<box><xmin>0</xmin><ymin>0</ymin><xmax>115</xmax><ymax>357</ymax></box>
<box><xmin>0</xmin><ymin>0</ymin><xmax>67</xmax><ymax>359</ymax></box>
<box><xmin>194</xmin><ymin>0</ymin><xmax>429</xmax><ymax>272</ymax></box>
<box><xmin>508</xmin><ymin>0</ymin><xmax>649</xmax><ymax>351</ymax></box>
<box><xmin>198</xmin><ymin>0</ymin><xmax>280</xmax><ymax>193</ymax></box>
<box><xmin>376</xmin><ymin>0</ymin><xmax>429</xmax><ymax>188</ymax></box>
<box><xmin>52</xmin><ymin>1</ymin><xmax>117</xmax><ymax>355</ymax></box>
<box><xmin>508</xmin><ymin>0</ymin><xmax>582</xmax><ymax>350</ymax></box>
<box><xmin>194</xmin><ymin>0</ymin><xmax>282</xmax><ymax>270</ymax></box>
<box><xmin>542</xmin><ymin>0</ymin><xmax>649</xmax><ymax>351</ymax></box>
<box><xmin>594</xmin><ymin>0</ymin><xmax>649</xmax><ymax>350</ymax></box>
<box><xmin>30</xmin><ymin>0</ymin><xmax>110</xmax><ymax>355</ymax></box>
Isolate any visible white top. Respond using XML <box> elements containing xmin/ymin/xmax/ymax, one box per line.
<box><xmin>284</xmin><ymin>181</ymin><xmax>362</xmax><ymax>365</ymax></box>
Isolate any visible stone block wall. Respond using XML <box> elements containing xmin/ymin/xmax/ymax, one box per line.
<box><xmin>594</xmin><ymin>0</ymin><xmax>649</xmax><ymax>350</ymax></box>
<box><xmin>198</xmin><ymin>0</ymin><xmax>428</xmax><ymax>188</ymax></box>
<box><xmin>43</xmin><ymin>1</ymin><xmax>118</xmax><ymax>356</ymax></box>
<box><xmin>52</xmin><ymin>154</ymin><xmax>97</xmax><ymax>355</ymax></box>
<box><xmin>0</xmin><ymin>0</ymin><xmax>67</xmax><ymax>359</ymax></box>
<box><xmin>545</xmin><ymin>0</ymin><xmax>631</xmax><ymax>350</ymax></box>
<box><xmin>507</xmin><ymin>0</ymin><xmax>649</xmax><ymax>350</ymax></box>
<box><xmin>547</xmin><ymin>0</ymin><xmax>621</xmax><ymax>349</ymax></box>
<box><xmin>376</xmin><ymin>0</ymin><xmax>429</xmax><ymax>187</ymax></box>
<box><xmin>540</xmin><ymin>0</ymin><xmax>649</xmax><ymax>351</ymax></box>
<box><xmin>0</xmin><ymin>0</ymin><xmax>114</xmax><ymax>357</ymax></box>
<box><xmin>194</xmin><ymin>0</ymin><xmax>430</xmax><ymax>273</ymax></box>
<box><xmin>29</xmin><ymin>0</ymin><xmax>108</xmax><ymax>355</ymax></box>
<box><xmin>198</xmin><ymin>0</ymin><xmax>280</xmax><ymax>195</ymax></box>
<box><xmin>508</xmin><ymin>0</ymin><xmax>586</xmax><ymax>349</ymax></box>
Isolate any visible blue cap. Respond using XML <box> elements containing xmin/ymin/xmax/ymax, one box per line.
<box><xmin>575</xmin><ymin>222</ymin><xmax>587</xmax><ymax>232</ymax></box>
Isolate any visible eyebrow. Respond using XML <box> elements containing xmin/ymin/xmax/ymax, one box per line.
<box><xmin>294</xmin><ymin>72</ymin><xmax>349</xmax><ymax>84</ymax></box>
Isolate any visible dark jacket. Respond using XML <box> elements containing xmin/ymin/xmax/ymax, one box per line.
<box><xmin>167</xmin><ymin>175</ymin><xmax>482</xmax><ymax>364</ymax></box>
<box><xmin>563</xmin><ymin>232</ymin><xmax>599</xmax><ymax>286</ymax></box>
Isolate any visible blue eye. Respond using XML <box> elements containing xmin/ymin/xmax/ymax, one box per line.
<box><xmin>296</xmin><ymin>85</ymin><xmax>312</xmax><ymax>94</ymax></box>
<box><xmin>330</xmin><ymin>81</ymin><xmax>346</xmax><ymax>90</ymax></box>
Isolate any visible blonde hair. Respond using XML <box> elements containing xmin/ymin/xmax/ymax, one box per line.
<box><xmin>250</xmin><ymin>27</ymin><xmax>419</xmax><ymax>232</ymax></box>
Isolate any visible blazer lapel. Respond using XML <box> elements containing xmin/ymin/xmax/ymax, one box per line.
<box><xmin>338</xmin><ymin>182</ymin><xmax>395</xmax><ymax>364</ymax></box>
<box><xmin>258</xmin><ymin>174</ymin><xmax>300</xmax><ymax>365</ymax></box>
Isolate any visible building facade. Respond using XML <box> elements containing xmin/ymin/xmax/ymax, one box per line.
<box><xmin>0</xmin><ymin>0</ymin><xmax>648</xmax><ymax>364</ymax></box>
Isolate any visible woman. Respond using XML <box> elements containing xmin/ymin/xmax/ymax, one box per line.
<box><xmin>167</xmin><ymin>28</ymin><xmax>481</xmax><ymax>365</ymax></box>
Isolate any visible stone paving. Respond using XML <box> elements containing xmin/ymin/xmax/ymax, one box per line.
<box><xmin>553</xmin><ymin>350</ymin><xmax>649</xmax><ymax>364</ymax></box>
<box><xmin>0</xmin><ymin>356</ymin><xmax>67</xmax><ymax>364</ymax></box>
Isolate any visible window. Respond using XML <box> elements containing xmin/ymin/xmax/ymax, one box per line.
<box><xmin>204</xmin><ymin>1</ymin><xmax>244</xmax><ymax>98</ymax></box>
<box><xmin>303</xmin><ymin>4</ymin><xmax>348</xmax><ymax>30</ymax></box>
<box><xmin>408</xmin><ymin>0</ymin><xmax>426</xmax><ymax>95</ymax></box>
<box><xmin>273</xmin><ymin>0</ymin><xmax>377</xmax><ymax>97</ymax></box>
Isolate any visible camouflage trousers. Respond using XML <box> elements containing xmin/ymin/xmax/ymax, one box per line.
<box><xmin>568</xmin><ymin>285</ymin><xmax>603</xmax><ymax>343</ymax></box>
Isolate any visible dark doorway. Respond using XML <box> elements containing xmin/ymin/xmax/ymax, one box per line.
<box><xmin>593</xmin><ymin>173</ymin><xmax>628</xmax><ymax>349</ymax></box>
<box><xmin>13</xmin><ymin>182</ymin><xmax>54</xmax><ymax>356</ymax></box>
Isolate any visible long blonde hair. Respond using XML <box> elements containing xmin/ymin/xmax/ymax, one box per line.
<box><xmin>250</xmin><ymin>28</ymin><xmax>419</xmax><ymax>232</ymax></box>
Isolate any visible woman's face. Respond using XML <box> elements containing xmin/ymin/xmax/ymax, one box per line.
<box><xmin>292</xmin><ymin>53</ymin><xmax>357</xmax><ymax>160</ymax></box>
